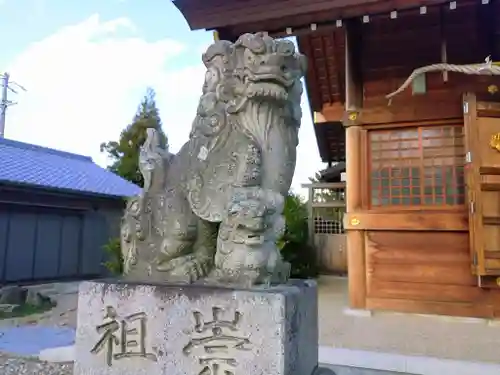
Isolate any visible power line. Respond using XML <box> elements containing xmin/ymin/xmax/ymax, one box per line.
<box><xmin>0</xmin><ymin>72</ymin><xmax>27</xmax><ymax>138</ymax></box>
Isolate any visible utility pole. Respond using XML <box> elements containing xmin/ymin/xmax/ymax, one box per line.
<box><xmin>0</xmin><ymin>72</ymin><xmax>26</xmax><ymax>138</ymax></box>
<box><xmin>0</xmin><ymin>73</ymin><xmax>8</xmax><ymax>138</ymax></box>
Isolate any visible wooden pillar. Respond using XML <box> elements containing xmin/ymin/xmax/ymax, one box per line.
<box><xmin>343</xmin><ymin>19</ymin><xmax>366</xmax><ymax>309</ymax></box>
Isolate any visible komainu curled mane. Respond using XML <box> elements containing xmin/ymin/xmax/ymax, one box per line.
<box><xmin>121</xmin><ymin>32</ymin><xmax>307</xmax><ymax>286</ymax></box>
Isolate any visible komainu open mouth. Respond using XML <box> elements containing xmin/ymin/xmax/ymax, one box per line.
<box><xmin>245</xmin><ymin>233</ymin><xmax>264</xmax><ymax>245</ymax></box>
<box><xmin>247</xmin><ymin>74</ymin><xmax>288</xmax><ymax>101</ymax></box>
<box><xmin>247</xmin><ymin>82</ymin><xmax>287</xmax><ymax>101</ymax></box>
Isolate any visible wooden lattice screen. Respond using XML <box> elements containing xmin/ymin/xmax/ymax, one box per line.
<box><xmin>369</xmin><ymin>125</ymin><xmax>466</xmax><ymax>207</ymax></box>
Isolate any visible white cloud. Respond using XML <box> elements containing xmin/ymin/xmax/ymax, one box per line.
<box><xmin>6</xmin><ymin>14</ymin><xmax>188</xmax><ymax>163</ymax></box>
<box><xmin>5</xmin><ymin>14</ymin><xmax>324</xmax><ymax>198</ymax></box>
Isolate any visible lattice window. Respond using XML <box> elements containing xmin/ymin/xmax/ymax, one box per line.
<box><xmin>311</xmin><ymin>183</ymin><xmax>346</xmax><ymax>234</ymax></box>
<box><xmin>314</xmin><ymin>215</ymin><xmax>345</xmax><ymax>234</ymax></box>
<box><xmin>369</xmin><ymin>125</ymin><xmax>465</xmax><ymax>207</ymax></box>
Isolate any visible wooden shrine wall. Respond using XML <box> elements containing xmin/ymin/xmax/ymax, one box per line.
<box><xmin>340</xmin><ymin>1</ymin><xmax>500</xmax><ymax>318</ymax></box>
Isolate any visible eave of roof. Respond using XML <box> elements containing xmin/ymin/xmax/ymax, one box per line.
<box><xmin>318</xmin><ymin>162</ymin><xmax>346</xmax><ymax>182</ymax></box>
<box><xmin>0</xmin><ymin>138</ymin><xmax>141</xmax><ymax>199</ymax></box>
<box><xmin>0</xmin><ymin>180</ymin><xmax>129</xmax><ymax>202</ymax></box>
<box><xmin>172</xmin><ymin>0</ymin><xmax>451</xmax><ymax>32</ymax></box>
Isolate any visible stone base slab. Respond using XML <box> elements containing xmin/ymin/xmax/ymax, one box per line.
<box><xmin>74</xmin><ymin>279</ymin><xmax>318</xmax><ymax>375</ymax></box>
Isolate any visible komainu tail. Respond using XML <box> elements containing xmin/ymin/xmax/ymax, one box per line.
<box><xmin>139</xmin><ymin>127</ymin><xmax>172</xmax><ymax>194</ymax></box>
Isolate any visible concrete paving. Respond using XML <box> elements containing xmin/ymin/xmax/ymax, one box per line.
<box><xmin>319</xmin><ymin>347</ymin><xmax>500</xmax><ymax>375</ymax></box>
<box><xmin>317</xmin><ymin>276</ymin><xmax>500</xmax><ymax>364</ymax></box>
<box><xmin>38</xmin><ymin>345</ymin><xmax>74</xmax><ymax>363</ymax></box>
<box><xmin>321</xmin><ymin>365</ymin><xmax>411</xmax><ymax>375</ymax></box>
<box><xmin>0</xmin><ymin>326</ymin><xmax>74</xmax><ymax>357</ymax></box>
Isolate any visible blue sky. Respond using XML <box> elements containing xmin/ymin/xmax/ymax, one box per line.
<box><xmin>1</xmin><ymin>0</ymin><xmax>325</xmax><ymax>195</ymax></box>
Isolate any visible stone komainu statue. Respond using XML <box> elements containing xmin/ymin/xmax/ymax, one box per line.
<box><xmin>121</xmin><ymin>32</ymin><xmax>307</xmax><ymax>286</ymax></box>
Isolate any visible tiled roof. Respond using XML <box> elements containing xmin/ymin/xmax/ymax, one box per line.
<box><xmin>0</xmin><ymin>138</ymin><xmax>141</xmax><ymax>198</ymax></box>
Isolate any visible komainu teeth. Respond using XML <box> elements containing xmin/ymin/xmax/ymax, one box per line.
<box><xmin>247</xmin><ymin>84</ymin><xmax>288</xmax><ymax>100</ymax></box>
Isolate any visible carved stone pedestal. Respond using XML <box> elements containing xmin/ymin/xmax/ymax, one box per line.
<box><xmin>74</xmin><ymin>279</ymin><xmax>318</xmax><ymax>375</ymax></box>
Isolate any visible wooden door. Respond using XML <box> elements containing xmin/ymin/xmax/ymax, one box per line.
<box><xmin>463</xmin><ymin>93</ymin><xmax>500</xmax><ymax>281</ymax></box>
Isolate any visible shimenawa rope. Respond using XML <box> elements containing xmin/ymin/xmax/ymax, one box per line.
<box><xmin>386</xmin><ymin>56</ymin><xmax>500</xmax><ymax>105</ymax></box>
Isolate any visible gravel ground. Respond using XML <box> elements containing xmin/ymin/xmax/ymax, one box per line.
<box><xmin>0</xmin><ymin>353</ymin><xmax>73</xmax><ymax>374</ymax></box>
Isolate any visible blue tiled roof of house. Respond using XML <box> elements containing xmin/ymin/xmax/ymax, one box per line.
<box><xmin>0</xmin><ymin>138</ymin><xmax>141</xmax><ymax>198</ymax></box>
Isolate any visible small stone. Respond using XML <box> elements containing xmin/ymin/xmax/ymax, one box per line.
<box><xmin>25</xmin><ymin>290</ymin><xmax>52</xmax><ymax>308</ymax></box>
<box><xmin>0</xmin><ymin>286</ymin><xmax>27</xmax><ymax>305</ymax></box>
<box><xmin>0</xmin><ymin>304</ymin><xmax>18</xmax><ymax>313</ymax></box>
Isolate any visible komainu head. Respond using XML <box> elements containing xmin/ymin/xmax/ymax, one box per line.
<box><xmin>231</xmin><ymin>33</ymin><xmax>307</xmax><ymax>110</ymax></box>
<box><xmin>198</xmin><ymin>33</ymin><xmax>307</xmax><ymax>129</ymax></box>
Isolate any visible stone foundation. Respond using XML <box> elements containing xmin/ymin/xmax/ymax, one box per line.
<box><xmin>74</xmin><ymin>279</ymin><xmax>318</xmax><ymax>375</ymax></box>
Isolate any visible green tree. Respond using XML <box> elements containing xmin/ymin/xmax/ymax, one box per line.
<box><xmin>278</xmin><ymin>192</ymin><xmax>318</xmax><ymax>279</ymax></box>
<box><xmin>100</xmin><ymin>87</ymin><xmax>167</xmax><ymax>187</ymax></box>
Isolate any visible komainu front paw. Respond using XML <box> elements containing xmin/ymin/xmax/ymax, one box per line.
<box><xmin>156</xmin><ymin>254</ymin><xmax>213</xmax><ymax>283</ymax></box>
<box><xmin>207</xmin><ymin>267</ymin><xmax>264</xmax><ymax>288</ymax></box>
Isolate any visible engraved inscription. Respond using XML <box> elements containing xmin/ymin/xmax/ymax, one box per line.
<box><xmin>90</xmin><ymin>306</ymin><xmax>157</xmax><ymax>366</ymax></box>
<box><xmin>183</xmin><ymin>307</ymin><xmax>252</xmax><ymax>375</ymax></box>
